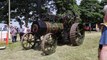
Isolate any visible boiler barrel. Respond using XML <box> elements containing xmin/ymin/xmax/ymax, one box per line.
<box><xmin>31</xmin><ymin>20</ymin><xmax>64</xmax><ymax>35</ymax></box>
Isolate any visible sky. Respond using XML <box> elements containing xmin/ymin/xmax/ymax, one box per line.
<box><xmin>76</xmin><ymin>0</ymin><xmax>82</xmax><ymax>5</ymax></box>
<box><xmin>76</xmin><ymin>0</ymin><xmax>102</xmax><ymax>5</ymax></box>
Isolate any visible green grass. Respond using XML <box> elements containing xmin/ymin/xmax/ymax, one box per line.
<box><xmin>0</xmin><ymin>32</ymin><xmax>101</xmax><ymax>60</ymax></box>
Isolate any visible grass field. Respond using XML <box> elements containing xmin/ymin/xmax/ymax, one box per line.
<box><xmin>0</xmin><ymin>32</ymin><xmax>101</xmax><ymax>60</ymax></box>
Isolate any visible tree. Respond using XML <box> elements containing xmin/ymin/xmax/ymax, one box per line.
<box><xmin>55</xmin><ymin>0</ymin><xmax>80</xmax><ymax>16</ymax></box>
<box><xmin>0</xmin><ymin>0</ymin><xmax>8</xmax><ymax>24</ymax></box>
<box><xmin>11</xmin><ymin>0</ymin><xmax>48</xmax><ymax>27</ymax></box>
<box><xmin>100</xmin><ymin>0</ymin><xmax>107</xmax><ymax>6</ymax></box>
<box><xmin>11</xmin><ymin>0</ymin><xmax>80</xmax><ymax>27</ymax></box>
<box><xmin>80</xmin><ymin>0</ymin><xmax>103</xmax><ymax>23</ymax></box>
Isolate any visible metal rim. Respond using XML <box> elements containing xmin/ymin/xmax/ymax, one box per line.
<box><xmin>70</xmin><ymin>23</ymin><xmax>85</xmax><ymax>46</ymax></box>
<box><xmin>21</xmin><ymin>33</ymin><xmax>35</xmax><ymax>50</ymax></box>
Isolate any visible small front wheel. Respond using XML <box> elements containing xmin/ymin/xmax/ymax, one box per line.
<box><xmin>21</xmin><ymin>33</ymin><xmax>35</xmax><ymax>50</ymax></box>
<box><xmin>41</xmin><ymin>33</ymin><xmax>57</xmax><ymax>55</ymax></box>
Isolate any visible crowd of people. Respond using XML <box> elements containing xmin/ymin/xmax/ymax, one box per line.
<box><xmin>9</xmin><ymin>25</ymin><xmax>31</xmax><ymax>43</ymax></box>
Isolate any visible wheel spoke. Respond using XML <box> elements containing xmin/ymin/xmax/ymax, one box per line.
<box><xmin>24</xmin><ymin>42</ymin><xmax>29</xmax><ymax>48</ymax></box>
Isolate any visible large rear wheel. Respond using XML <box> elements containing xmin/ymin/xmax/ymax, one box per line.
<box><xmin>70</xmin><ymin>23</ymin><xmax>85</xmax><ymax>46</ymax></box>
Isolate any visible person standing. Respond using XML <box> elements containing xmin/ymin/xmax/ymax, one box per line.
<box><xmin>2</xmin><ymin>24</ymin><xmax>8</xmax><ymax>31</ymax></box>
<box><xmin>10</xmin><ymin>26</ymin><xmax>17</xmax><ymax>42</ymax></box>
<box><xmin>99</xmin><ymin>5</ymin><xmax>107</xmax><ymax>60</ymax></box>
<box><xmin>19</xmin><ymin>27</ymin><xmax>24</xmax><ymax>41</ymax></box>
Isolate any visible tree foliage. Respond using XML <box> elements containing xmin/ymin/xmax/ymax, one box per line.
<box><xmin>11</xmin><ymin>0</ymin><xmax>80</xmax><ymax>27</ymax></box>
<box><xmin>11</xmin><ymin>0</ymin><xmax>45</xmax><ymax>27</ymax></box>
<box><xmin>80</xmin><ymin>0</ymin><xmax>103</xmax><ymax>23</ymax></box>
<box><xmin>100</xmin><ymin>0</ymin><xmax>107</xmax><ymax>6</ymax></box>
<box><xmin>55</xmin><ymin>0</ymin><xmax>80</xmax><ymax>16</ymax></box>
<box><xmin>11</xmin><ymin>0</ymin><xmax>80</xmax><ymax>17</ymax></box>
<box><xmin>0</xmin><ymin>0</ymin><xmax>8</xmax><ymax>24</ymax></box>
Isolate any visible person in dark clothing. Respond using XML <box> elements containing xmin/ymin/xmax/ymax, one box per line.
<box><xmin>19</xmin><ymin>27</ymin><xmax>24</xmax><ymax>41</ymax></box>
